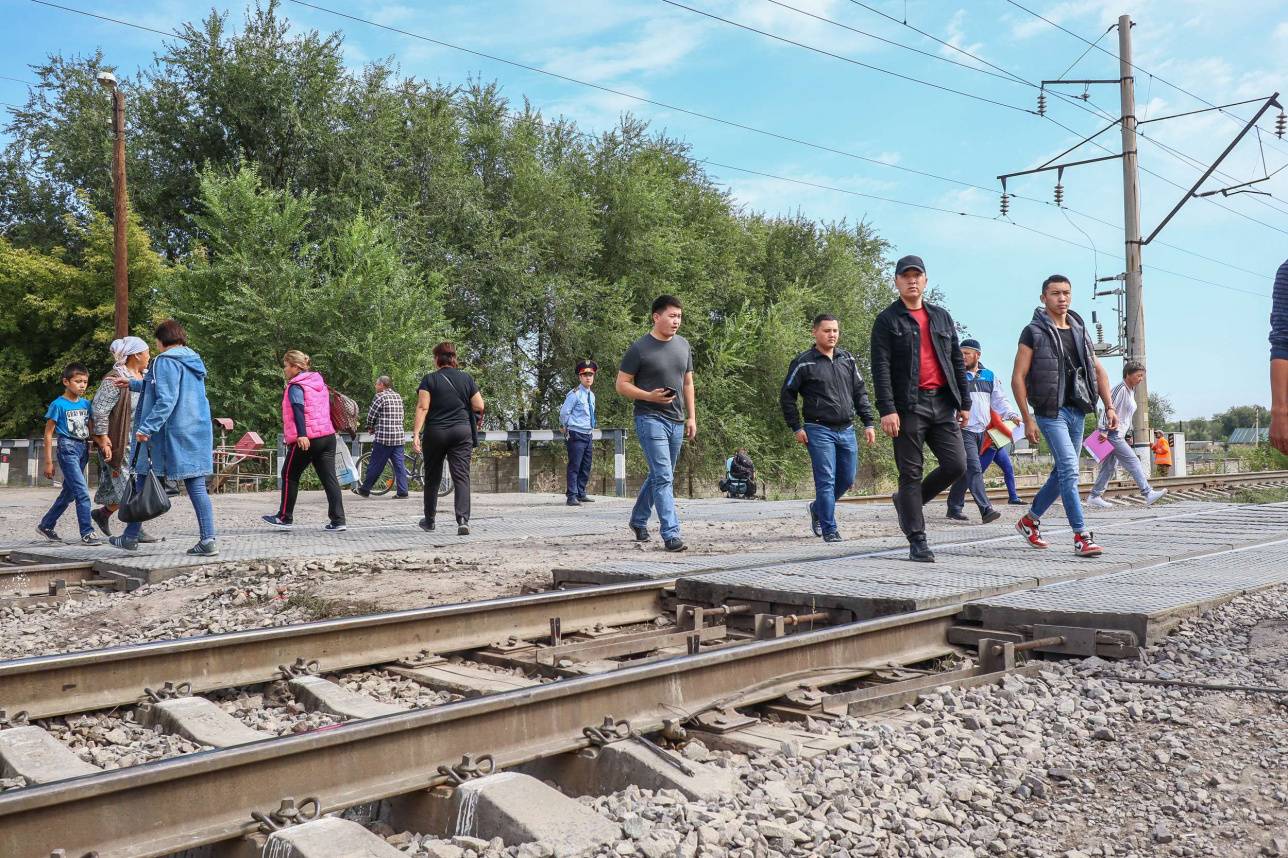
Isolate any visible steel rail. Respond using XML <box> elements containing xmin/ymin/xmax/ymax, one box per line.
<box><xmin>0</xmin><ymin>560</ymin><xmax>97</xmax><ymax>591</ymax></box>
<box><xmin>0</xmin><ymin>580</ymin><xmax>668</xmax><ymax>719</ymax></box>
<box><xmin>0</xmin><ymin>605</ymin><xmax>957</xmax><ymax>857</ymax></box>
<box><xmin>841</xmin><ymin>469</ymin><xmax>1288</xmax><ymax>504</ymax></box>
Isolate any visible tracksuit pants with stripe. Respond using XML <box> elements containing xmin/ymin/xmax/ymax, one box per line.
<box><xmin>279</xmin><ymin>433</ymin><xmax>346</xmax><ymax>525</ymax></box>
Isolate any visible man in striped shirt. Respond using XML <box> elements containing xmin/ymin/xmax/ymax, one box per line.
<box><xmin>357</xmin><ymin>376</ymin><xmax>409</xmax><ymax>498</ymax></box>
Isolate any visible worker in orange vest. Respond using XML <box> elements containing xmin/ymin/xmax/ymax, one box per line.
<box><xmin>1151</xmin><ymin>430</ymin><xmax>1172</xmax><ymax>477</ymax></box>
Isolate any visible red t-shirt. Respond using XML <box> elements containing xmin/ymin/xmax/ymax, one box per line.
<box><xmin>910</xmin><ymin>306</ymin><xmax>946</xmax><ymax>389</ymax></box>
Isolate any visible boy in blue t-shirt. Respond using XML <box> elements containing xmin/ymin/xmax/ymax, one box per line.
<box><xmin>37</xmin><ymin>362</ymin><xmax>102</xmax><ymax>545</ymax></box>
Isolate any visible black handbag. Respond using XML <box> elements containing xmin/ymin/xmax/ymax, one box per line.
<box><xmin>118</xmin><ymin>443</ymin><xmax>172</xmax><ymax>524</ymax></box>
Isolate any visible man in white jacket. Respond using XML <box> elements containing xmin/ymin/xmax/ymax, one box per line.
<box><xmin>947</xmin><ymin>339</ymin><xmax>1021</xmax><ymax>523</ymax></box>
<box><xmin>1086</xmin><ymin>360</ymin><xmax>1167</xmax><ymax>508</ymax></box>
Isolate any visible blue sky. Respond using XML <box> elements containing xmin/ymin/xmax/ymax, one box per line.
<box><xmin>4</xmin><ymin>0</ymin><xmax>1287</xmax><ymax>420</ymax></box>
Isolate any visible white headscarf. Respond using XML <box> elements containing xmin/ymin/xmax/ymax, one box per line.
<box><xmin>110</xmin><ymin>336</ymin><xmax>148</xmax><ymax>365</ymax></box>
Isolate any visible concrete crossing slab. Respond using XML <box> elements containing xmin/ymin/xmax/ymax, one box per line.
<box><xmin>961</xmin><ymin>540</ymin><xmax>1288</xmax><ymax>643</ymax></box>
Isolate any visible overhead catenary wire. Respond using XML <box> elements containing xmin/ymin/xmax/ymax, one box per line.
<box><xmin>655</xmin><ymin>0</ymin><xmax>1035</xmax><ymax>114</ymax></box>
<box><xmin>1003</xmin><ymin>0</ymin><xmax>1288</xmax><ymax>157</ymax></box>
<box><xmin>23</xmin><ymin>0</ymin><xmax>1277</xmax><ymax>296</ymax></box>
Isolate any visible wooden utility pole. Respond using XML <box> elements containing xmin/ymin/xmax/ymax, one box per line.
<box><xmin>110</xmin><ymin>85</ymin><xmax>129</xmax><ymax>339</ymax></box>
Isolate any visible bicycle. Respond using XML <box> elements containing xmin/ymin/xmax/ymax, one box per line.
<box><xmin>352</xmin><ymin>448</ymin><xmax>452</xmax><ymax>497</ymax></box>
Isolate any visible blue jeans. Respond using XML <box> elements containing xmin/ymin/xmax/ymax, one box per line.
<box><xmin>980</xmin><ymin>445</ymin><xmax>1020</xmax><ymax>501</ymax></box>
<box><xmin>1031</xmin><ymin>407</ymin><xmax>1087</xmax><ymax>532</ymax></box>
<box><xmin>40</xmin><ymin>438</ymin><xmax>93</xmax><ymax>537</ymax></box>
<box><xmin>565</xmin><ymin>430</ymin><xmax>593</xmax><ymax>499</ymax></box>
<box><xmin>947</xmin><ymin>429</ymin><xmax>993</xmax><ymax>516</ymax></box>
<box><xmin>123</xmin><ymin>475</ymin><xmax>216</xmax><ymax>542</ymax></box>
<box><xmin>803</xmin><ymin>424</ymin><xmax>857</xmax><ymax>536</ymax></box>
<box><xmin>630</xmin><ymin>415</ymin><xmax>684</xmax><ymax>541</ymax></box>
<box><xmin>360</xmin><ymin>442</ymin><xmax>408</xmax><ymax>495</ymax></box>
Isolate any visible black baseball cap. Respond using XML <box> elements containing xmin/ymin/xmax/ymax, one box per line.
<box><xmin>895</xmin><ymin>255</ymin><xmax>926</xmax><ymax>276</ymax></box>
<box><xmin>961</xmin><ymin>338</ymin><xmax>981</xmax><ymax>351</ymax></box>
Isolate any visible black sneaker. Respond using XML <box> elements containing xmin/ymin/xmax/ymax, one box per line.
<box><xmin>664</xmin><ymin>537</ymin><xmax>687</xmax><ymax>552</ymax></box>
<box><xmin>356</xmin><ymin>488</ymin><xmax>371</xmax><ymax>498</ymax></box>
<box><xmin>908</xmin><ymin>538</ymin><xmax>935</xmax><ymax>563</ymax></box>
<box><xmin>808</xmin><ymin>502</ymin><xmax>822</xmax><ymax>537</ymax></box>
<box><xmin>109</xmin><ymin>535</ymin><xmax>138</xmax><ymax>551</ymax></box>
<box><xmin>91</xmin><ymin>507</ymin><xmax>112</xmax><ymax>536</ymax></box>
<box><xmin>823</xmin><ymin>531</ymin><xmax>843</xmax><ymax>543</ymax></box>
<box><xmin>981</xmin><ymin>508</ymin><xmax>1002</xmax><ymax>524</ymax></box>
<box><xmin>566</xmin><ymin>497</ymin><xmax>581</xmax><ymax>506</ymax></box>
<box><xmin>630</xmin><ymin>524</ymin><xmax>650</xmax><ymax>542</ymax></box>
<box><xmin>262</xmin><ymin>515</ymin><xmax>292</xmax><ymax>530</ymax></box>
<box><xmin>418</xmin><ymin>518</ymin><xmax>435</xmax><ymax>532</ymax></box>
<box><xmin>577</xmin><ymin>496</ymin><xmax>595</xmax><ymax>503</ymax></box>
<box><xmin>323</xmin><ymin>522</ymin><xmax>347</xmax><ymax>532</ymax></box>
<box><xmin>136</xmin><ymin>530</ymin><xmax>161</xmax><ymax>543</ymax></box>
<box><xmin>457</xmin><ymin>523</ymin><xmax>470</xmax><ymax>536</ymax></box>
<box><xmin>80</xmin><ymin>533</ymin><xmax>103</xmax><ymax>546</ymax></box>
<box><xmin>394</xmin><ymin>493</ymin><xmax>409</xmax><ymax>499</ymax></box>
<box><xmin>186</xmin><ymin>539</ymin><xmax>218</xmax><ymax>557</ymax></box>
<box><xmin>946</xmin><ymin>510</ymin><xmax>970</xmax><ymax>522</ymax></box>
<box><xmin>1007</xmin><ymin>498</ymin><xmax>1026</xmax><ymax>505</ymax></box>
<box><xmin>36</xmin><ymin>525</ymin><xmax>60</xmax><ymax>542</ymax></box>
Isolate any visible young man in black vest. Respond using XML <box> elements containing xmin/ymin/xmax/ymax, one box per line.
<box><xmin>1011</xmin><ymin>274</ymin><xmax>1117</xmax><ymax>557</ymax></box>
<box><xmin>870</xmin><ymin>255</ymin><xmax>970</xmax><ymax>562</ymax></box>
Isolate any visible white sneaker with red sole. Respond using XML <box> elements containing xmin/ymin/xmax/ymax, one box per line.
<box><xmin>1073</xmin><ymin>532</ymin><xmax>1103</xmax><ymax>557</ymax></box>
<box><xmin>1016</xmin><ymin>514</ymin><xmax>1047</xmax><ymax>549</ymax></box>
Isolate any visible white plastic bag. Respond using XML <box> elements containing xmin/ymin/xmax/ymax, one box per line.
<box><xmin>335</xmin><ymin>442</ymin><xmax>360</xmax><ymax>486</ymax></box>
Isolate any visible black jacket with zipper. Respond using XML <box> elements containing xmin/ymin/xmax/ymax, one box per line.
<box><xmin>869</xmin><ymin>299</ymin><xmax>969</xmax><ymax>417</ymax></box>
<box><xmin>1021</xmin><ymin>306</ymin><xmax>1097</xmax><ymax>418</ymax></box>
<box><xmin>780</xmin><ymin>346</ymin><xmax>875</xmax><ymax>431</ymax></box>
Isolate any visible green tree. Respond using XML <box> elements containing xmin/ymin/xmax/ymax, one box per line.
<box><xmin>163</xmin><ymin>165</ymin><xmax>445</xmax><ymax>430</ymax></box>
<box><xmin>0</xmin><ymin>210</ymin><xmax>169</xmax><ymax>435</ymax></box>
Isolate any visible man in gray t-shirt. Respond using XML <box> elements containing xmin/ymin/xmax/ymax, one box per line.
<box><xmin>616</xmin><ymin>295</ymin><xmax>697</xmax><ymax>552</ymax></box>
<box><xmin>619</xmin><ymin>331</ymin><xmax>693</xmax><ymax>422</ymax></box>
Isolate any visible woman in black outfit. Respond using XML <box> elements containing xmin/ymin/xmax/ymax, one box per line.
<box><xmin>413</xmin><ymin>342</ymin><xmax>484</xmax><ymax>535</ymax></box>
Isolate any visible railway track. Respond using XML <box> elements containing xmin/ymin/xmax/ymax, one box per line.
<box><xmin>0</xmin><ymin>553</ymin><xmax>114</xmax><ymax>607</ymax></box>
<box><xmin>0</xmin><ymin>579</ymin><xmax>974</xmax><ymax>857</ymax></box>
<box><xmin>841</xmin><ymin>468</ymin><xmax>1288</xmax><ymax>505</ymax></box>
<box><xmin>1</xmin><ymin>498</ymin><xmax>1280</xmax><ymax>856</ymax></box>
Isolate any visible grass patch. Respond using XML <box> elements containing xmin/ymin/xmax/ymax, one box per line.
<box><xmin>284</xmin><ymin>591</ymin><xmax>383</xmax><ymax>621</ymax></box>
<box><xmin>1231</xmin><ymin>486</ymin><xmax>1288</xmax><ymax>505</ymax></box>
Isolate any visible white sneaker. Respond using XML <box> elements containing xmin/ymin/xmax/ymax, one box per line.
<box><xmin>1086</xmin><ymin>495</ymin><xmax>1113</xmax><ymax>509</ymax></box>
<box><xmin>1144</xmin><ymin>488</ymin><xmax>1167</xmax><ymax>506</ymax></box>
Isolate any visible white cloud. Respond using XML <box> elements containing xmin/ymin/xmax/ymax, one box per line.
<box><xmin>538</xmin><ymin>15</ymin><xmax>708</xmax><ymax>82</ymax></box>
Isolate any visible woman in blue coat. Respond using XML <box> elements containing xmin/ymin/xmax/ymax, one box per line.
<box><xmin>109</xmin><ymin>319</ymin><xmax>218</xmax><ymax>556</ymax></box>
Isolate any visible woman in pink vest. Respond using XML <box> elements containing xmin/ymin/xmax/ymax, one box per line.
<box><xmin>263</xmin><ymin>350</ymin><xmax>347</xmax><ymax>531</ymax></box>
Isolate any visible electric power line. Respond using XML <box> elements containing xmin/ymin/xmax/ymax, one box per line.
<box><xmin>655</xmin><ymin>0</ymin><xmax>1035</xmax><ymax>114</ymax></box>
<box><xmin>758</xmin><ymin>0</ymin><xmax>1028</xmax><ymax>88</ymax></box>
<box><xmin>1004</xmin><ymin>0</ymin><xmax>1288</xmax><ymax>156</ymax></box>
<box><xmin>25</xmin><ymin>0</ymin><xmax>1278</xmax><ymax>296</ymax></box>
<box><xmin>0</xmin><ymin>75</ymin><xmax>39</xmax><ymax>86</ymax></box>
<box><xmin>771</xmin><ymin>0</ymin><xmax>1288</xmax><ymax>233</ymax></box>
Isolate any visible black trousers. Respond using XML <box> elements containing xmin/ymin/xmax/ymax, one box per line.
<box><xmin>892</xmin><ymin>388</ymin><xmax>967</xmax><ymax>541</ymax></box>
<box><xmin>278</xmin><ymin>432</ymin><xmax>346</xmax><ymax>525</ymax></box>
<box><xmin>423</xmin><ymin>423</ymin><xmax>473</xmax><ymax>524</ymax></box>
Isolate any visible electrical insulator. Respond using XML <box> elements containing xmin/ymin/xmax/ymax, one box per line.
<box><xmin>1277</xmin><ymin>111</ymin><xmax>1287</xmax><ymax>140</ymax></box>
<box><xmin>1037</xmin><ymin>91</ymin><xmax>1047</xmax><ymax>116</ymax></box>
<box><xmin>1053</xmin><ymin>183</ymin><xmax>1064</xmax><ymax>206</ymax></box>
<box><xmin>999</xmin><ymin>193</ymin><xmax>1010</xmax><ymax>217</ymax></box>
<box><xmin>1095</xmin><ymin>320</ymin><xmax>1106</xmax><ymax>344</ymax></box>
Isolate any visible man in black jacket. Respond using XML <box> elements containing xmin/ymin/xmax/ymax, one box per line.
<box><xmin>781</xmin><ymin>314</ymin><xmax>877</xmax><ymax>542</ymax></box>
<box><xmin>870</xmin><ymin>255</ymin><xmax>970</xmax><ymax>562</ymax></box>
